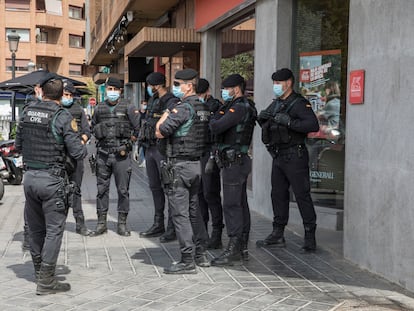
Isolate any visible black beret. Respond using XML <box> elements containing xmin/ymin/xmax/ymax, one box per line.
<box><xmin>272</xmin><ymin>68</ymin><xmax>294</xmax><ymax>81</ymax></box>
<box><xmin>196</xmin><ymin>78</ymin><xmax>209</xmax><ymax>94</ymax></box>
<box><xmin>38</xmin><ymin>72</ymin><xmax>59</xmax><ymax>87</ymax></box>
<box><xmin>175</xmin><ymin>68</ymin><xmax>198</xmax><ymax>81</ymax></box>
<box><xmin>106</xmin><ymin>77</ymin><xmax>122</xmax><ymax>88</ymax></box>
<box><xmin>222</xmin><ymin>74</ymin><xmax>245</xmax><ymax>88</ymax></box>
<box><xmin>63</xmin><ymin>81</ymin><xmax>76</xmax><ymax>94</ymax></box>
<box><xmin>146</xmin><ymin>72</ymin><xmax>166</xmax><ymax>85</ymax></box>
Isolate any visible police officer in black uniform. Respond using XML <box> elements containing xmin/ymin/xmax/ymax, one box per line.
<box><xmin>156</xmin><ymin>68</ymin><xmax>210</xmax><ymax>274</ymax></box>
<box><xmin>22</xmin><ymin>83</ymin><xmax>43</xmax><ymax>251</ymax></box>
<box><xmin>15</xmin><ymin>74</ymin><xmax>87</xmax><ymax>295</ymax></box>
<box><xmin>61</xmin><ymin>81</ymin><xmax>91</xmax><ymax>236</ymax></box>
<box><xmin>196</xmin><ymin>78</ymin><xmax>224</xmax><ymax>249</ymax></box>
<box><xmin>209</xmin><ymin>74</ymin><xmax>256</xmax><ymax>266</ymax></box>
<box><xmin>256</xmin><ymin>68</ymin><xmax>320</xmax><ymax>252</ymax></box>
<box><xmin>139</xmin><ymin>72</ymin><xmax>178</xmax><ymax>243</ymax></box>
<box><xmin>90</xmin><ymin>77</ymin><xmax>140</xmax><ymax>237</ymax></box>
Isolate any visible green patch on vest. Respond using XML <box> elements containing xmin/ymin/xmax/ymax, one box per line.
<box><xmin>174</xmin><ymin>102</ymin><xmax>194</xmax><ymax>137</ymax></box>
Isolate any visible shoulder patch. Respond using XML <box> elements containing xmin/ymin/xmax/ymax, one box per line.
<box><xmin>71</xmin><ymin>119</ymin><xmax>78</xmax><ymax>132</ymax></box>
<box><xmin>229</xmin><ymin>108</ymin><xmax>235</xmax><ymax>113</ymax></box>
<box><xmin>172</xmin><ymin>108</ymin><xmax>178</xmax><ymax>114</ymax></box>
<box><xmin>219</xmin><ymin>111</ymin><xmax>225</xmax><ymax>115</ymax></box>
<box><xmin>306</xmin><ymin>104</ymin><xmax>312</xmax><ymax>108</ymax></box>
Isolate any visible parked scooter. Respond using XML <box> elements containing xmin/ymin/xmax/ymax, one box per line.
<box><xmin>0</xmin><ymin>140</ymin><xmax>23</xmax><ymax>185</ymax></box>
<box><xmin>0</xmin><ymin>156</ymin><xmax>6</xmax><ymax>200</ymax></box>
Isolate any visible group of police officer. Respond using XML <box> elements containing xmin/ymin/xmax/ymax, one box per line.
<box><xmin>17</xmin><ymin>66</ymin><xmax>320</xmax><ymax>291</ymax></box>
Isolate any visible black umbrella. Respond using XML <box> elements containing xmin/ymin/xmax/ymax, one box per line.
<box><xmin>0</xmin><ymin>69</ymin><xmax>86</xmax><ymax>94</ymax></box>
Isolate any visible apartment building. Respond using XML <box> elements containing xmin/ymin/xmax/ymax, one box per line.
<box><xmin>0</xmin><ymin>0</ymin><xmax>88</xmax><ymax>83</ymax></box>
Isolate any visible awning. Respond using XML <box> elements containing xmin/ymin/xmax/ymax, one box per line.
<box><xmin>125</xmin><ymin>27</ymin><xmax>201</xmax><ymax>58</ymax></box>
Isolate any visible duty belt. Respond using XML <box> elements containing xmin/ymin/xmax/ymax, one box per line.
<box><xmin>168</xmin><ymin>156</ymin><xmax>200</xmax><ymax>162</ymax></box>
<box><xmin>26</xmin><ymin>166</ymin><xmax>67</xmax><ymax>178</ymax></box>
<box><xmin>269</xmin><ymin>144</ymin><xmax>305</xmax><ymax>158</ymax></box>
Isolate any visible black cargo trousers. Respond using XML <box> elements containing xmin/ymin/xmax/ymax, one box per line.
<box><xmin>24</xmin><ymin>170</ymin><xmax>69</xmax><ymax>265</ymax></box>
<box><xmin>271</xmin><ymin>145</ymin><xmax>316</xmax><ymax>227</ymax></box>
<box><xmin>165</xmin><ymin>159</ymin><xmax>208</xmax><ymax>259</ymax></box>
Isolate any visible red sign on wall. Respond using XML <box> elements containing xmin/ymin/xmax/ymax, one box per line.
<box><xmin>349</xmin><ymin>70</ymin><xmax>365</xmax><ymax>104</ymax></box>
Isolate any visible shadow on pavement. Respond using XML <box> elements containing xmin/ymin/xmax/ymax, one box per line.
<box><xmin>7</xmin><ymin>261</ymin><xmax>70</xmax><ymax>283</ymax></box>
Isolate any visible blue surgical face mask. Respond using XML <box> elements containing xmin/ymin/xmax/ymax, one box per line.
<box><xmin>107</xmin><ymin>90</ymin><xmax>120</xmax><ymax>102</ymax></box>
<box><xmin>221</xmin><ymin>89</ymin><xmax>234</xmax><ymax>102</ymax></box>
<box><xmin>273</xmin><ymin>84</ymin><xmax>285</xmax><ymax>97</ymax></box>
<box><xmin>147</xmin><ymin>86</ymin><xmax>154</xmax><ymax>97</ymax></box>
<box><xmin>198</xmin><ymin>96</ymin><xmax>205</xmax><ymax>103</ymax></box>
<box><xmin>172</xmin><ymin>85</ymin><xmax>184</xmax><ymax>99</ymax></box>
<box><xmin>61</xmin><ymin>97</ymin><xmax>73</xmax><ymax>107</ymax></box>
<box><xmin>37</xmin><ymin>95</ymin><xmax>43</xmax><ymax>101</ymax></box>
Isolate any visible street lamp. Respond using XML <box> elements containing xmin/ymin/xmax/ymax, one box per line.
<box><xmin>7</xmin><ymin>30</ymin><xmax>20</xmax><ymax>79</ymax></box>
<box><xmin>7</xmin><ymin>30</ymin><xmax>20</xmax><ymax>130</ymax></box>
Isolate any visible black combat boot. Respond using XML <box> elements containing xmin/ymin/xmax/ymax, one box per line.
<box><xmin>211</xmin><ymin>237</ymin><xmax>241</xmax><ymax>267</ymax></box>
<box><xmin>159</xmin><ymin>218</ymin><xmax>176</xmax><ymax>243</ymax></box>
<box><xmin>22</xmin><ymin>224</ymin><xmax>30</xmax><ymax>251</ymax></box>
<box><xmin>140</xmin><ymin>216</ymin><xmax>165</xmax><ymax>238</ymax></box>
<box><xmin>207</xmin><ymin>225</ymin><xmax>223</xmax><ymax>249</ymax></box>
<box><xmin>36</xmin><ymin>262</ymin><xmax>71</xmax><ymax>295</ymax></box>
<box><xmin>31</xmin><ymin>254</ymin><xmax>42</xmax><ymax>280</ymax></box>
<box><xmin>240</xmin><ymin>232</ymin><xmax>249</xmax><ymax>261</ymax></box>
<box><xmin>117</xmin><ymin>213</ymin><xmax>131</xmax><ymax>236</ymax></box>
<box><xmin>195</xmin><ymin>245</ymin><xmax>211</xmax><ymax>267</ymax></box>
<box><xmin>256</xmin><ymin>225</ymin><xmax>286</xmax><ymax>247</ymax></box>
<box><xmin>302</xmin><ymin>224</ymin><xmax>317</xmax><ymax>252</ymax></box>
<box><xmin>164</xmin><ymin>253</ymin><xmax>197</xmax><ymax>274</ymax></box>
<box><xmin>75</xmin><ymin>216</ymin><xmax>91</xmax><ymax>236</ymax></box>
<box><xmin>90</xmin><ymin>213</ymin><xmax>107</xmax><ymax>237</ymax></box>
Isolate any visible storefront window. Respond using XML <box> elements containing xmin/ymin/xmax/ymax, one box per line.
<box><xmin>220</xmin><ymin>15</ymin><xmax>255</xmax><ymax>95</ymax></box>
<box><xmin>292</xmin><ymin>0</ymin><xmax>349</xmax><ymax>209</ymax></box>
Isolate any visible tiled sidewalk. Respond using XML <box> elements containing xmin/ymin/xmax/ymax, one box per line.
<box><xmin>0</xmin><ymin>160</ymin><xmax>413</xmax><ymax>311</ymax></box>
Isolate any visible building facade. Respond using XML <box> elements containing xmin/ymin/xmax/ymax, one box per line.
<box><xmin>0</xmin><ymin>0</ymin><xmax>88</xmax><ymax>83</ymax></box>
<box><xmin>86</xmin><ymin>0</ymin><xmax>414</xmax><ymax>292</ymax></box>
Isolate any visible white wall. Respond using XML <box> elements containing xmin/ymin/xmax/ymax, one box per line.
<box><xmin>345</xmin><ymin>0</ymin><xmax>414</xmax><ymax>291</ymax></box>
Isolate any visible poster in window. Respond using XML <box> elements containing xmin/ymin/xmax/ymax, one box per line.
<box><xmin>299</xmin><ymin>50</ymin><xmax>344</xmax><ymax>192</ymax></box>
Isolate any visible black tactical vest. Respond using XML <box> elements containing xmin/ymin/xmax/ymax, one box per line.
<box><xmin>21</xmin><ymin>101</ymin><xmax>66</xmax><ymax>168</ymax></box>
<box><xmin>216</xmin><ymin>97</ymin><xmax>257</xmax><ymax>153</ymax></box>
<box><xmin>270</xmin><ymin>94</ymin><xmax>306</xmax><ymax>147</ymax></box>
<box><xmin>67</xmin><ymin>103</ymin><xmax>83</xmax><ymax>130</ymax></box>
<box><xmin>141</xmin><ymin>95</ymin><xmax>167</xmax><ymax>142</ymax></box>
<box><xmin>167</xmin><ymin>96</ymin><xmax>210</xmax><ymax>158</ymax></box>
<box><xmin>93</xmin><ymin>100</ymin><xmax>132</xmax><ymax>148</ymax></box>
<box><xmin>205</xmin><ymin>97</ymin><xmax>221</xmax><ymax>146</ymax></box>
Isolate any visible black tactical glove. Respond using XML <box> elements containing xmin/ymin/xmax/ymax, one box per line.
<box><xmin>273</xmin><ymin>113</ymin><xmax>291</xmax><ymax>127</ymax></box>
<box><xmin>258</xmin><ymin>110</ymin><xmax>272</xmax><ymax>121</ymax></box>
